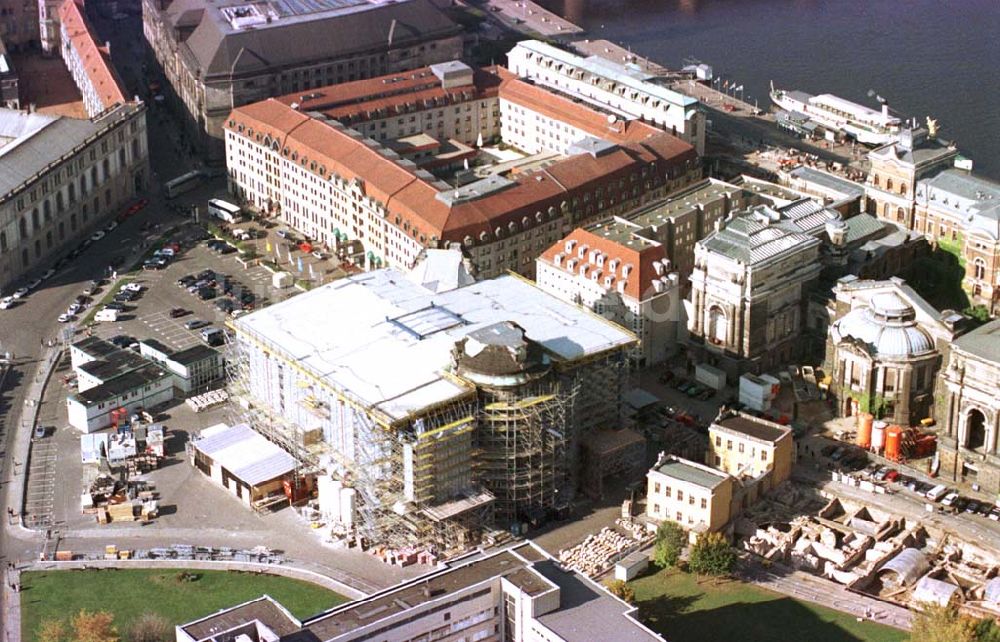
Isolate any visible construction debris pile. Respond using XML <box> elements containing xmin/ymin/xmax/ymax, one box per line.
<box><xmin>82</xmin><ymin>476</ymin><xmax>159</xmax><ymax>524</ymax></box>
<box><xmin>79</xmin><ymin>420</ymin><xmax>170</xmax><ymax>525</ymax></box>
<box><xmin>558</xmin><ymin>521</ymin><xmax>648</xmax><ymax>577</ymax></box>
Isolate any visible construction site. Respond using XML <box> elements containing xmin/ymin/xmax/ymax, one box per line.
<box><xmin>224</xmin><ymin>268</ymin><xmax>638</xmax><ymax>559</ymax></box>
<box><xmin>739</xmin><ymin>486</ymin><xmax>1000</xmax><ymax>618</ymax></box>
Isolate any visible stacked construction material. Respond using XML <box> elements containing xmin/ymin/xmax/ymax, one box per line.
<box><xmin>186</xmin><ymin>390</ymin><xmax>229</xmax><ymax>413</ymax></box>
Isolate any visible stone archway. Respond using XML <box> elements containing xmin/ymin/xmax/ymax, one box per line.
<box><xmin>967</xmin><ymin>408</ymin><xmax>987</xmax><ymax>451</ymax></box>
<box><xmin>707</xmin><ymin>305</ymin><xmax>728</xmax><ymax>346</ymax></box>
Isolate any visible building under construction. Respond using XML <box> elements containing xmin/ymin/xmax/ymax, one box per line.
<box><xmin>228</xmin><ymin>268</ymin><xmax>635</xmax><ymax>553</ymax></box>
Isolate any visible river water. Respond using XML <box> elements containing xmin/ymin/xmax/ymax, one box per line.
<box><xmin>536</xmin><ymin>0</ymin><xmax>1000</xmax><ymax>179</ymax></box>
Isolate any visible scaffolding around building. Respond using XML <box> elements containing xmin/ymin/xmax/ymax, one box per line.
<box><xmin>225</xmin><ymin>325</ymin><xmax>496</xmax><ymax>553</ymax></box>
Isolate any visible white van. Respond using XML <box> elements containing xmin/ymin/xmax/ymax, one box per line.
<box><xmin>926</xmin><ymin>484</ymin><xmax>949</xmax><ymax>502</ymax></box>
<box><xmin>94</xmin><ymin>308</ymin><xmax>119</xmax><ymax>322</ymax></box>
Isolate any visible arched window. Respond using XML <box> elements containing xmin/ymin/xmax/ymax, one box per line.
<box><xmin>102</xmin><ymin>158</ymin><xmax>110</xmax><ymax>180</ymax></box>
<box><xmin>873</xmin><ymin>175</ymin><xmax>880</xmax><ymax>187</ymax></box>
<box><xmin>21</xmin><ymin>248</ymin><xmax>29</xmax><ymax>267</ymax></box>
<box><xmin>882</xmin><ymin>202</ymin><xmax>890</xmax><ymax>218</ymax></box>
<box><xmin>899</xmin><ymin>183</ymin><xmax>907</xmax><ymax>196</ymax></box>
<box><xmin>80</xmin><ymin>175</ymin><xmax>88</xmax><ymax>195</ymax></box>
<box><xmin>896</xmin><ymin>207</ymin><xmax>905</xmax><ymax>222</ymax></box>
<box><xmin>68</xmin><ymin>183</ymin><xmax>76</xmax><ymax>203</ymax></box>
<box><xmin>90</xmin><ymin>167</ymin><xmax>98</xmax><ymax>187</ymax></box>
<box><xmin>19</xmin><ymin>216</ymin><xmax>28</xmax><ymax>238</ymax></box>
<box><xmin>31</xmin><ymin>208</ymin><xmax>40</xmax><ymax>230</ymax></box>
<box><xmin>0</xmin><ymin>231</ymin><xmax>6</xmax><ymax>251</ymax></box>
<box><xmin>974</xmin><ymin>258</ymin><xmax>986</xmax><ymax>280</ymax></box>
<box><xmin>71</xmin><ymin>213</ymin><xmax>77</xmax><ymax>230</ymax></box>
<box><xmin>886</xmin><ymin>178</ymin><xmax>894</xmax><ymax>192</ymax></box>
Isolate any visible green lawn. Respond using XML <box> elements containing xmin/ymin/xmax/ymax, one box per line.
<box><xmin>631</xmin><ymin>568</ymin><xmax>906</xmax><ymax>642</ymax></box>
<box><xmin>21</xmin><ymin>568</ymin><xmax>348</xmax><ymax>640</ymax></box>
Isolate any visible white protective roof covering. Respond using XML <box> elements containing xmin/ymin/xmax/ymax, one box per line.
<box><xmin>236</xmin><ymin>270</ymin><xmax>635</xmax><ymax>421</ymax></box>
<box><xmin>984</xmin><ymin>577</ymin><xmax>1000</xmax><ymax>605</ymax></box>
<box><xmin>878</xmin><ymin>548</ymin><xmax>930</xmax><ymax>586</ymax></box>
<box><xmin>193</xmin><ymin>423</ymin><xmax>295</xmax><ymax>486</ymax></box>
<box><xmin>405</xmin><ymin>249</ymin><xmax>475</xmax><ymax>293</ymax></box>
<box><xmin>912</xmin><ymin>576</ymin><xmax>959</xmax><ymax>606</ymax></box>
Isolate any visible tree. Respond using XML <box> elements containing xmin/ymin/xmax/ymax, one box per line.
<box><xmin>71</xmin><ymin>610</ymin><xmax>118</xmax><ymax>642</ymax></box>
<box><xmin>908</xmin><ymin>603</ymin><xmax>991</xmax><ymax>642</ymax></box>
<box><xmin>126</xmin><ymin>613</ymin><xmax>171</xmax><ymax>642</ymax></box>
<box><xmin>653</xmin><ymin>521</ymin><xmax>687</xmax><ymax>568</ymax></box>
<box><xmin>604</xmin><ymin>579</ymin><xmax>635</xmax><ymax>604</ymax></box>
<box><xmin>36</xmin><ymin>619</ymin><xmax>69</xmax><ymax>642</ymax></box>
<box><xmin>687</xmin><ymin>532</ymin><xmax>736</xmax><ymax>578</ymax></box>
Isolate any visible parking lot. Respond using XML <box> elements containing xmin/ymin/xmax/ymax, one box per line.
<box><xmin>86</xmin><ymin>221</ymin><xmax>304</xmax><ymax>350</ymax></box>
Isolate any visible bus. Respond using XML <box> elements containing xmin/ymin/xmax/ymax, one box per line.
<box><xmin>164</xmin><ymin>170</ymin><xmax>203</xmax><ymax>199</ymax></box>
<box><xmin>207</xmin><ymin>198</ymin><xmax>242</xmax><ymax>223</ymax></box>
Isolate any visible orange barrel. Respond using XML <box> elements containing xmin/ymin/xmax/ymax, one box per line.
<box><xmin>885</xmin><ymin>425</ymin><xmax>904</xmax><ymax>461</ymax></box>
<box><xmin>871</xmin><ymin>421</ymin><xmax>886</xmax><ymax>453</ymax></box>
<box><xmin>856</xmin><ymin>412</ymin><xmax>874</xmax><ymax>448</ymax></box>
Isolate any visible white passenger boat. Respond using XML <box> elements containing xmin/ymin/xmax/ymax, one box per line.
<box><xmin>770</xmin><ymin>82</ymin><xmax>901</xmax><ymax>145</ymax></box>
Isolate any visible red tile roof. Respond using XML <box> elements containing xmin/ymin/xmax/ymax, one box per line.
<box><xmin>226</xmin><ymin>67</ymin><xmax>696</xmax><ymax>246</ymax></box>
<box><xmin>539</xmin><ymin>228</ymin><xmax>667</xmax><ymax>301</ymax></box>
<box><xmin>275</xmin><ymin>66</ymin><xmax>505</xmax><ymax>124</ymax></box>
<box><xmin>58</xmin><ymin>0</ymin><xmax>128</xmax><ymax>111</ymax></box>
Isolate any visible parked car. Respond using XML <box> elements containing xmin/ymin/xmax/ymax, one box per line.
<box><xmin>0</xmin><ymin>296</ymin><xmax>15</xmax><ymax>309</ymax></box>
<box><xmin>41</xmin><ymin>268</ymin><xmax>56</xmax><ymax>280</ymax></box>
<box><xmin>57</xmin><ymin>313</ymin><xmax>73</xmax><ymax>323</ymax></box>
<box><xmin>197</xmin><ymin>269</ymin><xmax>216</xmax><ymax>281</ymax></box>
<box><xmin>184</xmin><ymin>319</ymin><xmax>209</xmax><ymax>330</ymax></box>
<box><xmin>108</xmin><ymin>335</ymin><xmax>136</xmax><ymax>348</ymax></box>
<box><xmin>217</xmin><ymin>244</ymin><xmax>237</xmax><ymax>255</ymax></box>
<box><xmin>169</xmin><ymin>308</ymin><xmax>190</xmax><ymax>318</ymax></box>
<box><xmin>67</xmin><ymin>303</ymin><xmax>82</xmax><ymax>315</ymax></box>
<box><xmin>103</xmin><ymin>302</ymin><xmax>126</xmax><ymax>311</ymax></box>
<box><xmin>965</xmin><ymin>499</ymin><xmax>982</xmax><ymax>515</ymax></box>
<box><xmin>197</xmin><ymin>287</ymin><xmax>217</xmax><ymax>300</ymax></box>
<box><xmin>177</xmin><ymin>275</ymin><xmax>197</xmax><ymax>287</ymax></box>
<box><xmin>941</xmin><ymin>492</ymin><xmax>959</xmax><ymax>507</ymax></box>
<box><xmin>215</xmin><ymin>298</ymin><xmax>236</xmax><ymax>313</ymax></box>
<box><xmin>90</xmin><ymin>230</ymin><xmax>106</xmax><ymax>242</ymax></box>
<box><xmin>952</xmin><ymin>497</ymin><xmax>970</xmax><ymax>512</ymax></box>
<box><xmin>154</xmin><ymin>248</ymin><xmax>176</xmax><ymax>258</ymax></box>
<box><xmin>873</xmin><ymin>466</ymin><xmax>890</xmax><ymax>481</ymax></box>
<box><xmin>989</xmin><ymin>507</ymin><xmax>1000</xmax><ymax>522</ymax></box>
<box><xmin>311</xmin><ymin>250</ymin><xmax>325</xmax><ymax>260</ymax></box>
<box><xmin>105</xmin><ymin>220</ymin><xmax>118</xmax><ymax>232</ymax></box>
<box><xmin>276</xmin><ymin>229</ymin><xmax>290</xmax><ymax>239</ymax></box>
<box><xmin>122</xmin><ymin>283</ymin><xmax>143</xmax><ymax>293</ymax></box>
<box><xmin>884</xmin><ymin>469</ymin><xmax>900</xmax><ymax>483</ymax></box>
<box><xmin>33</xmin><ymin>426</ymin><xmax>47</xmax><ymax>440</ymax></box>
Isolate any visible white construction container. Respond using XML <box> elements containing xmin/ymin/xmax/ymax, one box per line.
<box><xmin>739</xmin><ymin>373</ymin><xmax>781</xmax><ymax>411</ymax></box>
<box><xmin>614</xmin><ymin>552</ymin><xmax>649</xmax><ymax>582</ymax></box>
<box><xmin>695</xmin><ymin>363</ymin><xmax>726</xmax><ymax>390</ymax></box>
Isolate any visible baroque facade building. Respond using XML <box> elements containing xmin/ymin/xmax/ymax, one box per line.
<box><xmin>825</xmin><ymin>277</ymin><xmax>965</xmax><ymax>426</ymax></box>
<box><xmin>536</xmin><ymin>227</ymin><xmax>682</xmax><ymax>366</ymax></box>
<box><xmin>937</xmin><ymin>319</ymin><xmax>1000</xmax><ymax>494</ymax></box>
<box><xmin>687</xmin><ymin>212</ymin><xmax>822</xmax><ymax>377</ymax></box>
